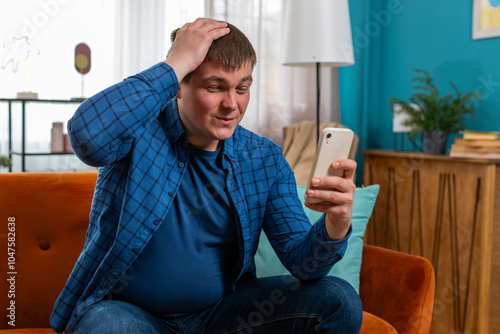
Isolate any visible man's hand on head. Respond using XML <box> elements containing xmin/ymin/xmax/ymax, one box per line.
<box><xmin>304</xmin><ymin>159</ymin><xmax>357</xmax><ymax>241</ymax></box>
<box><xmin>164</xmin><ymin>18</ymin><xmax>230</xmax><ymax>83</ymax></box>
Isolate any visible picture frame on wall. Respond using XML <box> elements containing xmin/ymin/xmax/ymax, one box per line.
<box><xmin>473</xmin><ymin>0</ymin><xmax>500</xmax><ymax>39</ymax></box>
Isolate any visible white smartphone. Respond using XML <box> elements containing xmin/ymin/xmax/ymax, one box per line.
<box><xmin>305</xmin><ymin>127</ymin><xmax>354</xmax><ymax>204</ymax></box>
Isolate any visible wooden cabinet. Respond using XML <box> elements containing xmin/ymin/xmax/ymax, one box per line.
<box><xmin>362</xmin><ymin>150</ymin><xmax>500</xmax><ymax>334</ymax></box>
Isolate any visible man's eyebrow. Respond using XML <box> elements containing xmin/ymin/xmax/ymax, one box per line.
<box><xmin>202</xmin><ymin>75</ymin><xmax>253</xmax><ymax>84</ymax></box>
<box><xmin>241</xmin><ymin>76</ymin><xmax>253</xmax><ymax>83</ymax></box>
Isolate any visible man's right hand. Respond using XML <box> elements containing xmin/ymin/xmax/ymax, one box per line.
<box><xmin>164</xmin><ymin>18</ymin><xmax>230</xmax><ymax>83</ymax></box>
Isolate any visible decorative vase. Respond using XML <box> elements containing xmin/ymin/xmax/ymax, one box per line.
<box><xmin>423</xmin><ymin>131</ymin><xmax>448</xmax><ymax>155</ymax></box>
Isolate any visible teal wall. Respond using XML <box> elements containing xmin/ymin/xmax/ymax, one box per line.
<box><xmin>340</xmin><ymin>0</ymin><xmax>500</xmax><ymax>183</ymax></box>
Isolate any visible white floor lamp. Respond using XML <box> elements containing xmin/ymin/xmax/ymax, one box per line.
<box><xmin>282</xmin><ymin>0</ymin><xmax>355</xmax><ymax>143</ymax></box>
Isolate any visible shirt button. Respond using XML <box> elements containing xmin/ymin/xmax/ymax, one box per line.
<box><xmin>168</xmin><ymin>191</ymin><xmax>174</xmax><ymax>197</ymax></box>
<box><xmin>178</xmin><ymin>162</ymin><xmax>185</xmax><ymax>168</ymax></box>
<box><xmin>153</xmin><ymin>219</ymin><xmax>160</xmax><ymax>225</ymax></box>
<box><xmin>95</xmin><ymin>292</ymin><xmax>101</xmax><ymax>299</ymax></box>
<box><xmin>132</xmin><ymin>247</ymin><xmax>139</xmax><ymax>254</ymax></box>
<box><xmin>112</xmin><ymin>271</ymin><xmax>120</xmax><ymax>279</ymax></box>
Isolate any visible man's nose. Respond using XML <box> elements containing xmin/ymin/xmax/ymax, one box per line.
<box><xmin>221</xmin><ymin>91</ymin><xmax>237</xmax><ymax>111</ymax></box>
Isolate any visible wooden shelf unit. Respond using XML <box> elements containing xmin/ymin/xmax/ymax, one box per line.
<box><xmin>362</xmin><ymin>150</ymin><xmax>500</xmax><ymax>334</ymax></box>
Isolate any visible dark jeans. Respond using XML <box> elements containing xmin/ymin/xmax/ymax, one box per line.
<box><xmin>67</xmin><ymin>275</ymin><xmax>362</xmax><ymax>334</ymax></box>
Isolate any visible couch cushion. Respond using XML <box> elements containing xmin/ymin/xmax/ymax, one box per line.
<box><xmin>360</xmin><ymin>312</ymin><xmax>398</xmax><ymax>334</ymax></box>
<box><xmin>255</xmin><ymin>185</ymin><xmax>379</xmax><ymax>293</ymax></box>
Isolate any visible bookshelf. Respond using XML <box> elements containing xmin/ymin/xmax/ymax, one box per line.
<box><xmin>0</xmin><ymin>98</ymin><xmax>83</xmax><ymax>172</ymax></box>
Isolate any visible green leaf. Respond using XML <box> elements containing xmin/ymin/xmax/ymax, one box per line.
<box><xmin>0</xmin><ymin>155</ymin><xmax>11</xmax><ymax>168</ymax></box>
<box><xmin>388</xmin><ymin>69</ymin><xmax>482</xmax><ymax>137</ymax></box>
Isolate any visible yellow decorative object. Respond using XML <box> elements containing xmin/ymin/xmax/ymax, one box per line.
<box><xmin>75</xmin><ymin>54</ymin><xmax>89</xmax><ymax>73</ymax></box>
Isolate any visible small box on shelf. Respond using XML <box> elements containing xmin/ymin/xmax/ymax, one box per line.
<box><xmin>63</xmin><ymin>134</ymin><xmax>73</xmax><ymax>153</ymax></box>
<box><xmin>16</xmin><ymin>91</ymin><xmax>38</xmax><ymax>99</ymax></box>
<box><xmin>51</xmin><ymin>122</ymin><xmax>64</xmax><ymax>153</ymax></box>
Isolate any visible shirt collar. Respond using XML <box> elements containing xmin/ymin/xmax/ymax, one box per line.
<box><xmin>222</xmin><ymin>127</ymin><xmax>236</xmax><ymax>163</ymax></box>
<box><xmin>162</xmin><ymin>98</ymin><xmax>187</xmax><ymax>145</ymax></box>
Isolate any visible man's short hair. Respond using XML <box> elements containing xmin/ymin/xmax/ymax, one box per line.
<box><xmin>170</xmin><ymin>22</ymin><xmax>257</xmax><ymax>83</ymax></box>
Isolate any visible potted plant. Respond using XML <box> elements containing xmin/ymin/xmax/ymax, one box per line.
<box><xmin>389</xmin><ymin>69</ymin><xmax>482</xmax><ymax>154</ymax></box>
<box><xmin>0</xmin><ymin>155</ymin><xmax>12</xmax><ymax>168</ymax></box>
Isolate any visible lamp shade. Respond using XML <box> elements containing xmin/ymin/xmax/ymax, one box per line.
<box><xmin>282</xmin><ymin>0</ymin><xmax>354</xmax><ymax>67</ymax></box>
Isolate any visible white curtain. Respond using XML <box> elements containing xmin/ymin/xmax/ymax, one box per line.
<box><xmin>114</xmin><ymin>0</ymin><xmax>166</xmax><ymax>81</ymax></box>
<box><xmin>206</xmin><ymin>0</ymin><xmax>340</xmax><ymax>144</ymax></box>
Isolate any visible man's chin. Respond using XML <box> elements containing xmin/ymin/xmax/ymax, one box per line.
<box><xmin>214</xmin><ymin>127</ymin><xmax>237</xmax><ymax>141</ymax></box>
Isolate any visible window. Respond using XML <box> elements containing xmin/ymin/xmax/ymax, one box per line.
<box><xmin>0</xmin><ymin>0</ymin><xmax>115</xmax><ymax>171</ymax></box>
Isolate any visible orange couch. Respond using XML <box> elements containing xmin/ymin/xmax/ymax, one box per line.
<box><xmin>0</xmin><ymin>172</ymin><xmax>435</xmax><ymax>333</ymax></box>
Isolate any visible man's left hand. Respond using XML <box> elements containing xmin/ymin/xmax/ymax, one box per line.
<box><xmin>304</xmin><ymin>159</ymin><xmax>357</xmax><ymax>241</ymax></box>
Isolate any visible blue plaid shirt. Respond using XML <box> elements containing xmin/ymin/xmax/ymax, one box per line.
<box><xmin>50</xmin><ymin>62</ymin><xmax>350</xmax><ymax>333</ymax></box>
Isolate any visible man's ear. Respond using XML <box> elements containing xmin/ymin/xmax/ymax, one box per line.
<box><xmin>175</xmin><ymin>83</ymin><xmax>182</xmax><ymax>99</ymax></box>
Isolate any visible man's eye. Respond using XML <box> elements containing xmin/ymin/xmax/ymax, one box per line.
<box><xmin>237</xmin><ymin>87</ymin><xmax>249</xmax><ymax>93</ymax></box>
<box><xmin>207</xmin><ymin>86</ymin><xmax>222</xmax><ymax>91</ymax></box>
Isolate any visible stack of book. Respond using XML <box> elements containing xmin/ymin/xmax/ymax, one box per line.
<box><xmin>449</xmin><ymin>130</ymin><xmax>500</xmax><ymax>160</ymax></box>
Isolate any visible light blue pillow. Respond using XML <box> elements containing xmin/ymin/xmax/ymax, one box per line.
<box><xmin>255</xmin><ymin>184</ymin><xmax>380</xmax><ymax>294</ymax></box>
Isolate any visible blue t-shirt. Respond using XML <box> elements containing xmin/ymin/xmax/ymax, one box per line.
<box><xmin>113</xmin><ymin>144</ymin><xmax>238</xmax><ymax>315</ymax></box>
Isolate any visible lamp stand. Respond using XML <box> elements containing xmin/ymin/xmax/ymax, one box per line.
<box><xmin>316</xmin><ymin>62</ymin><xmax>320</xmax><ymax>144</ymax></box>
<box><xmin>281</xmin><ymin>0</ymin><xmax>354</xmax><ymax>145</ymax></box>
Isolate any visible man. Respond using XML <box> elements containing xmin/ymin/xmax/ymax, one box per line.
<box><xmin>51</xmin><ymin>18</ymin><xmax>362</xmax><ymax>333</ymax></box>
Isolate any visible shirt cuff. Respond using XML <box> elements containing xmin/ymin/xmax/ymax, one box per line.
<box><xmin>315</xmin><ymin>214</ymin><xmax>352</xmax><ymax>257</ymax></box>
<box><xmin>133</xmin><ymin>62</ymin><xmax>179</xmax><ymax>98</ymax></box>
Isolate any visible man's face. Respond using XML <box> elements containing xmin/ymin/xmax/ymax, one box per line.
<box><xmin>176</xmin><ymin>60</ymin><xmax>253</xmax><ymax>151</ymax></box>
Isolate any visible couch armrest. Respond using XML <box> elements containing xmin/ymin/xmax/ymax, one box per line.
<box><xmin>0</xmin><ymin>172</ymin><xmax>97</xmax><ymax>330</ymax></box>
<box><xmin>359</xmin><ymin>244</ymin><xmax>435</xmax><ymax>334</ymax></box>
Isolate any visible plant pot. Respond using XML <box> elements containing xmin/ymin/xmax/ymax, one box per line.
<box><xmin>423</xmin><ymin>131</ymin><xmax>448</xmax><ymax>155</ymax></box>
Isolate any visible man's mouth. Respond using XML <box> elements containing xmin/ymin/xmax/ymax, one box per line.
<box><xmin>216</xmin><ymin>116</ymin><xmax>236</xmax><ymax>125</ymax></box>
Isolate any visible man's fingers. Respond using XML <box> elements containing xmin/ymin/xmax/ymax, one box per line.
<box><xmin>199</xmin><ymin>20</ymin><xmax>229</xmax><ymax>42</ymax></box>
<box><xmin>189</xmin><ymin>17</ymin><xmax>226</xmax><ymax>28</ymax></box>
<box><xmin>304</xmin><ymin>199</ymin><xmax>352</xmax><ymax>215</ymax></box>
<box><xmin>305</xmin><ymin>180</ymin><xmax>355</xmax><ymax>205</ymax></box>
<box><xmin>332</xmin><ymin>158</ymin><xmax>357</xmax><ymax>170</ymax></box>
<box><xmin>174</xmin><ymin>19</ymin><xmax>228</xmax><ymax>42</ymax></box>
<box><xmin>183</xmin><ymin>18</ymin><xmax>228</xmax><ymax>35</ymax></box>
<box><xmin>165</xmin><ymin>18</ymin><xmax>230</xmax><ymax>82</ymax></box>
<box><xmin>331</xmin><ymin>158</ymin><xmax>357</xmax><ymax>180</ymax></box>
<box><xmin>309</xmin><ymin>175</ymin><xmax>355</xmax><ymax>193</ymax></box>
<box><xmin>210</xmin><ymin>26</ymin><xmax>231</xmax><ymax>40</ymax></box>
